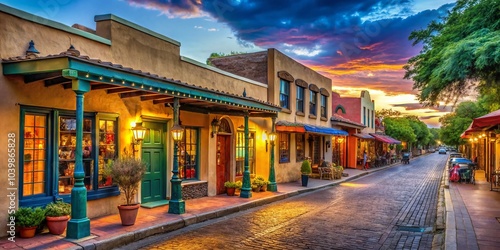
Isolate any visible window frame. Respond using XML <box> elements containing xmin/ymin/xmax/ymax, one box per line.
<box><xmin>296</xmin><ymin>85</ymin><xmax>304</xmax><ymax>113</ymax></box>
<box><xmin>279</xmin><ymin>133</ymin><xmax>290</xmax><ymax>163</ymax></box>
<box><xmin>279</xmin><ymin>79</ymin><xmax>290</xmax><ymax>109</ymax></box>
<box><xmin>309</xmin><ymin>90</ymin><xmax>317</xmax><ymax>116</ymax></box>
<box><xmin>296</xmin><ymin>134</ymin><xmax>305</xmax><ymax>162</ymax></box>
<box><xmin>320</xmin><ymin>94</ymin><xmax>327</xmax><ymax>118</ymax></box>
<box><xmin>178</xmin><ymin>127</ymin><xmax>200</xmax><ymax>180</ymax></box>
<box><xmin>19</xmin><ymin>106</ymin><xmax>119</xmax><ymax>207</ymax></box>
<box><xmin>236</xmin><ymin>130</ymin><xmax>256</xmax><ymax>176</ymax></box>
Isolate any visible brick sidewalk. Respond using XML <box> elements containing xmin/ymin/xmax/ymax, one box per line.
<box><xmin>445</xmin><ymin>177</ymin><xmax>500</xmax><ymax>250</ymax></box>
<box><xmin>0</xmin><ymin>168</ymin><xmax>373</xmax><ymax>249</ymax></box>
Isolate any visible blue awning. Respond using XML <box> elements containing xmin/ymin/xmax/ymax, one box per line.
<box><xmin>303</xmin><ymin>125</ymin><xmax>348</xmax><ymax>136</ymax></box>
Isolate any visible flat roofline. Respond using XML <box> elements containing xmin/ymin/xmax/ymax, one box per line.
<box><xmin>180</xmin><ymin>56</ymin><xmax>268</xmax><ymax>88</ymax></box>
<box><xmin>94</xmin><ymin>14</ymin><xmax>181</xmax><ymax>47</ymax></box>
<box><xmin>0</xmin><ymin>3</ymin><xmax>111</xmax><ymax>45</ymax></box>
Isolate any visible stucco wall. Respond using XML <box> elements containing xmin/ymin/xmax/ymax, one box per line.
<box><xmin>332</xmin><ymin>92</ymin><xmax>361</xmax><ymax>123</ymax></box>
<box><xmin>269</xmin><ymin>49</ymin><xmax>334</xmax><ymax>182</ymax></box>
<box><xmin>360</xmin><ymin>90</ymin><xmax>375</xmax><ymax>133</ymax></box>
<box><xmin>96</xmin><ymin>17</ymin><xmax>268</xmax><ymax>103</ymax></box>
<box><xmin>0</xmin><ymin>7</ymin><xmax>277</xmax><ymax>237</ymax></box>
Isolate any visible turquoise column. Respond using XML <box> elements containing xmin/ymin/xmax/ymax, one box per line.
<box><xmin>240</xmin><ymin>111</ymin><xmax>252</xmax><ymax>198</ymax></box>
<box><xmin>267</xmin><ymin>116</ymin><xmax>277</xmax><ymax>192</ymax></box>
<box><xmin>66</xmin><ymin>75</ymin><xmax>91</xmax><ymax>239</ymax></box>
<box><xmin>168</xmin><ymin>98</ymin><xmax>185</xmax><ymax>214</ymax></box>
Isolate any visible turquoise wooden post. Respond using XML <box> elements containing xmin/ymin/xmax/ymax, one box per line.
<box><xmin>168</xmin><ymin>97</ymin><xmax>185</xmax><ymax>214</ymax></box>
<box><xmin>267</xmin><ymin>116</ymin><xmax>277</xmax><ymax>192</ymax></box>
<box><xmin>66</xmin><ymin>76</ymin><xmax>91</xmax><ymax>239</ymax></box>
<box><xmin>240</xmin><ymin>111</ymin><xmax>252</xmax><ymax>198</ymax></box>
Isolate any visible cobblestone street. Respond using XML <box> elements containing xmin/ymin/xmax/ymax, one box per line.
<box><xmin>131</xmin><ymin>154</ymin><xmax>446</xmax><ymax>250</ymax></box>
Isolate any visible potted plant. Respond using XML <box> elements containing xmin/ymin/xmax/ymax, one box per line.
<box><xmin>14</xmin><ymin>207</ymin><xmax>45</xmax><ymax>238</ymax></box>
<box><xmin>45</xmin><ymin>201</ymin><xmax>71</xmax><ymax>235</ymax></box>
<box><xmin>301</xmin><ymin>159</ymin><xmax>312</xmax><ymax>186</ymax></box>
<box><xmin>107</xmin><ymin>156</ymin><xmax>147</xmax><ymax>226</ymax></box>
<box><xmin>252</xmin><ymin>175</ymin><xmax>269</xmax><ymax>192</ymax></box>
<box><xmin>224</xmin><ymin>180</ymin><xmax>242</xmax><ymax>196</ymax></box>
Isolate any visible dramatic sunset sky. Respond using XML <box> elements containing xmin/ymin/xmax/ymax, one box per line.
<box><xmin>2</xmin><ymin>0</ymin><xmax>457</xmax><ymax>127</ymax></box>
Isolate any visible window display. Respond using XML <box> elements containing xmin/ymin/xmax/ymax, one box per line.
<box><xmin>98</xmin><ymin>119</ymin><xmax>117</xmax><ymax>187</ymax></box>
<box><xmin>58</xmin><ymin>117</ymin><xmax>93</xmax><ymax>194</ymax></box>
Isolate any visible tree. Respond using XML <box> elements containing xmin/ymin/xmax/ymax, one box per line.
<box><xmin>384</xmin><ymin>117</ymin><xmax>417</xmax><ymax>145</ymax></box>
<box><xmin>376</xmin><ymin>108</ymin><xmax>402</xmax><ymax>118</ymax></box>
<box><xmin>206</xmin><ymin>51</ymin><xmax>246</xmax><ymax>65</ymax></box>
<box><xmin>429</xmin><ymin>128</ymin><xmax>440</xmax><ymax>146</ymax></box>
<box><xmin>406</xmin><ymin>116</ymin><xmax>432</xmax><ymax>148</ymax></box>
<box><xmin>439</xmin><ymin>101</ymin><xmax>489</xmax><ymax>145</ymax></box>
<box><xmin>404</xmin><ymin>0</ymin><xmax>500</xmax><ymax>106</ymax></box>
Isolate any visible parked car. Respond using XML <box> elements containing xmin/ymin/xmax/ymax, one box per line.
<box><xmin>448</xmin><ymin>158</ymin><xmax>473</xmax><ymax>169</ymax></box>
<box><xmin>439</xmin><ymin>148</ymin><xmax>447</xmax><ymax>154</ymax></box>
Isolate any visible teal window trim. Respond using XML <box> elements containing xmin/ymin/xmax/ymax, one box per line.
<box><xmin>363</xmin><ymin>107</ymin><xmax>366</xmax><ymax>125</ymax></box>
<box><xmin>19</xmin><ymin>108</ymin><xmax>53</xmax><ymax>201</ymax></box>
<box><xmin>335</xmin><ymin>105</ymin><xmax>346</xmax><ymax>114</ymax></box>
<box><xmin>280</xmin><ymin>79</ymin><xmax>290</xmax><ymax>109</ymax></box>
<box><xmin>18</xmin><ymin>106</ymin><xmax>119</xmax><ymax>208</ymax></box>
<box><xmin>296</xmin><ymin>85</ymin><xmax>305</xmax><ymax>113</ymax></box>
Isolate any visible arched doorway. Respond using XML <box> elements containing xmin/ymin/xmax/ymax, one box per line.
<box><xmin>216</xmin><ymin>118</ymin><xmax>232</xmax><ymax>195</ymax></box>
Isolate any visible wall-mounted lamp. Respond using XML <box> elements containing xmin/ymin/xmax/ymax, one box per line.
<box><xmin>171</xmin><ymin>123</ymin><xmax>184</xmax><ymax>142</ymax></box>
<box><xmin>263</xmin><ymin>131</ymin><xmax>277</xmax><ymax>152</ymax></box>
<box><xmin>131</xmin><ymin>122</ymin><xmax>147</xmax><ymax>153</ymax></box>
<box><xmin>211</xmin><ymin>117</ymin><xmax>220</xmax><ymax>138</ymax></box>
<box><xmin>263</xmin><ymin>131</ymin><xmax>268</xmax><ymax>152</ymax></box>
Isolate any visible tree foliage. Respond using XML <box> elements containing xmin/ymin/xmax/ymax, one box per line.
<box><xmin>206</xmin><ymin>51</ymin><xmax>246</xmax><ymax>65</ymax></box>
<box><xmin>376</xmin><ymin>108</ymin><xmax>402</xmax><ymax>118</ymax></box>
<box><xmin>438</xmin><ymin>101</ymin><xmax>489</xmax><ymax>145</ymax></box>
<box><xmin>384</xmin><ymin>117</ymin><xmax>417</xmax><ymax>144</ymax></box>
<box><xmin>404</xmin><ymin>0</ymin><xmax>500</xmax><ymax>106</ymax></box>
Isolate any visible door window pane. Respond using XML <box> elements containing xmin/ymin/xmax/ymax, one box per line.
<box><xmin>179</xmin><ymin>128</ymin><xmax>198</xmax><ymax>180</ymax></box>
<box><xmin>236</xmin><ymin>131</ymin><xmax>255</xmax><ymax>176</ymax></box>
<box><xmin>23</xmin><ymin>114</ymin><xmax>47</xmax><ymax>196</ymax></box>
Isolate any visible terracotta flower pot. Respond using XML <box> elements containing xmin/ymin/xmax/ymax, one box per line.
<box><xmin>226</xmin><ymin>187</ymin><xmax>236</xmax><ymax>196</ymax></box>
<box><xmin>19</xmin><ymin>226</ymin><xmax>37</xmax><ymax>238</ymax></box>
<box><xmin>46</xmin><ymin>215</ymin><xmax>69</xmax><ymax>235</ymax></box>
<box><xmin>117</xmin><ymin>204</ymin><xmax>140</xmax><ymax>226</ymax></box>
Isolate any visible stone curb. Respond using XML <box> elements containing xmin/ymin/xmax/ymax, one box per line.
<box><xmin>442</xmin><ymin>166</ymin><xmax>457</xmax><ymax>250</ymax></box>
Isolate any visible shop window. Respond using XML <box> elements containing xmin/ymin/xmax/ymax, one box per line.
<box><xmin>236</xmin><ymin>131</ymin><xmax>255</xmax><ymax>176</ymax></box>
<box><xmin>58</xmin><ymin>116</ymin><xmax>94</xmax><ymax>194</ymax></box>
<box><xmin>279</xmin><ymin>133</ymin><xmax>290</xmax><ymax>163</ymax></box>
<box><xmin>98</xmin><ymin>117</ymin><xmax>117</xmax><ymax>188</ymax></box>
<box><xmin>296</xmin><ymin>86</ymin><xmax>304</xmax><ymax>113</ymax></box>
<box><xmin>310</xmin><ymin>90</ymin><xmax>317</xmax><ymax>116</ymax></box>
<box><xmin>296</xmin><ymin>134</ymin><xmax>305</xmax><ymax>162</ymax></box>
<box><xmin>280</xmin><ymin>79</ymin><xmax>290</xmax><ymax>109</ymax></box>
<box><xmin>179</xmin><ymin>127</ymin><xmax>199</xmax><ymax>180</ymax></box>
<box><xmin>19</xmin><ymin>107</ymin><xmax>119</xmax><ymax>207</ymax></box>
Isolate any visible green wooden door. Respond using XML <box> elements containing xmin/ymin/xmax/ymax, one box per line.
<box><xmin>141</xmin><ymin>121</ymin><xmax>166</xmax><ymax>204</ymax></box>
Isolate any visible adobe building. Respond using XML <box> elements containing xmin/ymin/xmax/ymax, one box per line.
<box><xmin>209</xmin><ymin>50</ymin><xmax>348</xmax><ymax>177</ymax></box>
<box><xmin>0</xmin><ymin>4</ymin><xmax>282</xmax><ymax>237</ymax></box>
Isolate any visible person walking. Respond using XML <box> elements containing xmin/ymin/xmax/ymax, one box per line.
<box><xmin>362</xmin><ymin>150</ymin><xmax>368</xmax><ymax>170</ymax></box>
